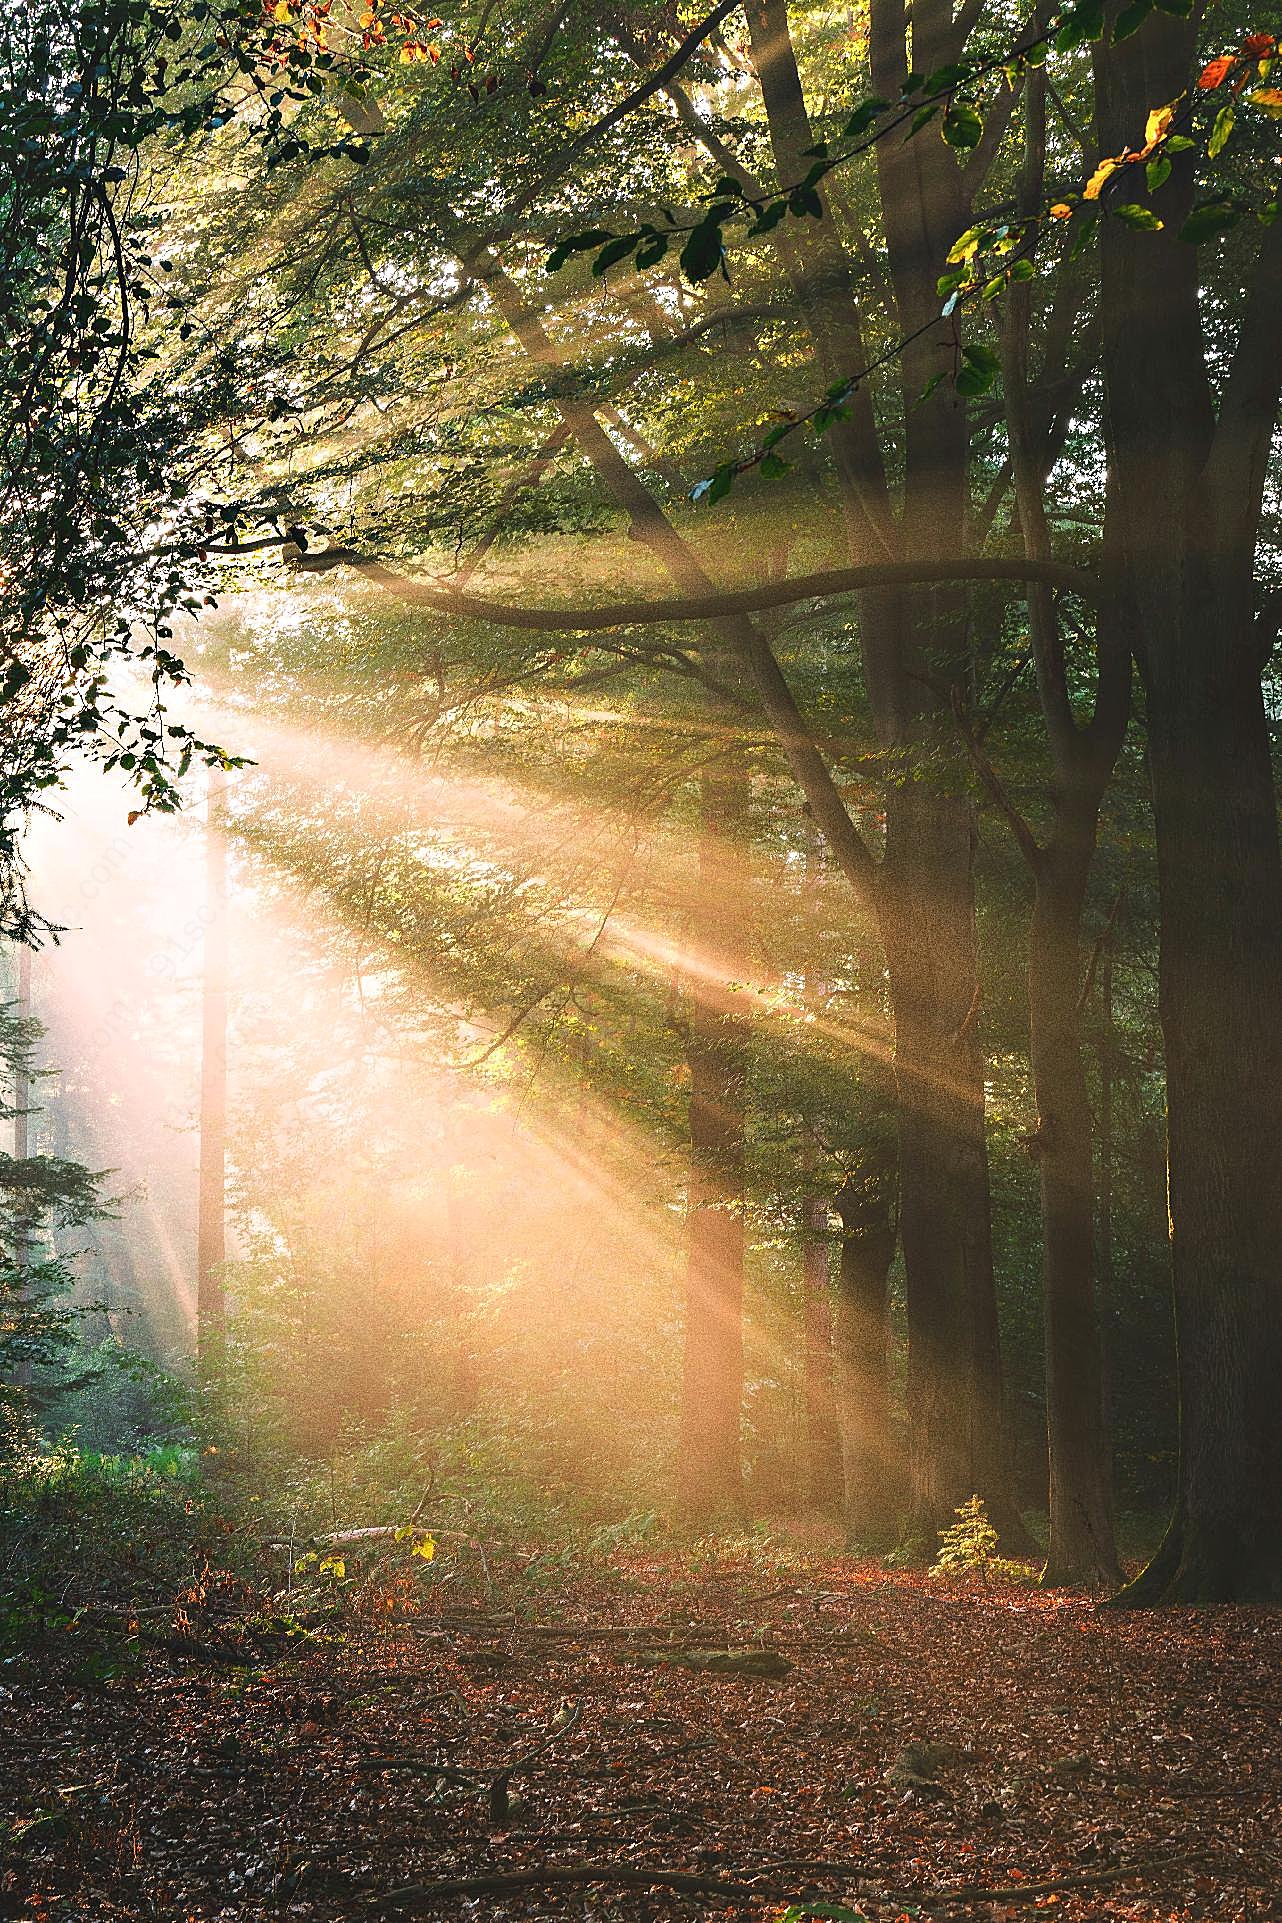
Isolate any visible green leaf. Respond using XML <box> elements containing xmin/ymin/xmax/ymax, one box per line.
<box><xmin>759</xmin><ymin>451</ymin><xmax>791</xmax><ymax>478</ymax></box>
<box><xmin>947</xmin><ymin>231</ymin><xmax>981</xmax><ymax>264</ymax></box>
<box><xmin>1207</xmin><ymin>105</ymin><xmax>1235</xmax><ymax>158</ymax></box>
<box><xmin>1111</xmin><ymin>0</ymin><xmax>1152</xmax><ymax>41</ymax></box>
<box><xmin>924</xmin><ymin>63</ymin><xmax>970</xmax><ymax>96</ymax></box>
<box><xmin>843</xmin><ymin>96</ymin><xmax>888</xmax><ymax>138</ymax></box>
<box><xmin>545</xmin><ymin>229</ymin><xmax>612</xmax><ymax>273</ymax></box>
<box><xmin>592</xmin><ymin>235</ymin><xmax>640</xmax><ymax>276</ymax></box>
<box><xmin>747</xmin><ymin>199</ymin><xmax>790</xmax><ymax>235</ymax></box>
<box><xmin>955</xmin><ymin>340</ymin><xmax>1000</xmax><ymax>397</ymax></box>
<box><xmin>788</xmin><ymin>183</ymin><xmax>824</xmax><ymax>219</ymax></box>
<box><xmin>691</xmin><ymin>463</ymin><xmax>736</xmax><ymax>505</ymax></box>
<box><xmin>1146</xmin><ymin>155</ymin><xmax>1171</xmax><ymax>191</ymax></box>
<box><xmin>1055</xmin><ymin>0</ymin><xmax>1106</xmax><ymax>51</ymax></box>
<box><xmin>942</xmin><ymin>102</ymin><xmax>984</xmax><ymax>149</ymax></box>
<box><xmin>1113</xmin><ymin>202</ymin><xmax>1163</xmax><ymax>229</ymax></box>
<box><xmin>679</xmin><ymin>217</ymin><xmax>726</xmax><ymax>282</ymax></box>
<box><xmin>1179</xmin><ymin>199</ymin><xmax>1240</xmax><ymax>243</ymax></box>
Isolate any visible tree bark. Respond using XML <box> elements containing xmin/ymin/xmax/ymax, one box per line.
<box><xmin>12</xmin><ymin>944</ymin><xmax>32</xmax><ymax>1392</ymax></box>
<box><xmin>197</xmin><ymin>767</ymin><xmax>228</xmax><ymax>1362</ymax></box>
<box><xmin>1028</xmin><ymin>835</ymin><xmax>1122</xmax><ymax>1590</ymax></box>
<box><xmin>1117</xmin><ymin>661</ymin><xmax>1282</xmax><ymax>1601</ymax></box>
<box><xmin>800</xmin><ymin>1192</ymin><xmax>842</xmax><ymax>1514</ymax></box>
<box><xmin>676</xmin><ymin>757</ymin><xmax>749</xmax><ymax>1524</ymax></box>
<box><xmin>833</xmin><ymin>1151</ymin><xmax>898</xmax><ymax>1542</ymax></box>
<box><xmin>746</xmin><ymin>0</ymin><xmax>1018</xmax><ymax>1538</ymax></box>
<box><xmin>978</xmin><ymin>72</ymin><xmax>1124</xmax><ymax>1588</ymax></box>
<box><xmin>1096</xmin><ymin>14</ymin><xmax>1282</xmax><ymax>1600</ymax></box>
<box><xmin>878</xmin><ymin>796</ymin><xmax>1006</xmax><ymax>1532</ymax></box>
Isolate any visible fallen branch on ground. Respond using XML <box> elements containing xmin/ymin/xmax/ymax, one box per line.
<box><xmin>368</xmin><ymin>1849</ymin><xmax>1200</xmax><ymax>1913</ymax></box>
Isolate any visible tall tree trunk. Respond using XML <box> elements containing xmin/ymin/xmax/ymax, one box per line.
<box><xmin>800</xmin><ymin>1191</ymin><xmax>841</xmax><ymax>1514</ymax></box>
<box><xmin>833</xmin><ymin>1148</ymin><xmax>898</xmax><ymax>1542</ymax></box>
<box><xmin>982</xmin><ymin>74</ymin><xmax>1125</xmax><ymax>1587</ymax></box>
<box><xmin>1120</xmin><ymin>659</ymin><xmax>1282</xmax><ymax>1600</ymax></box>
<box><xmin>1028</xmin><ymin>838</ymin><xmax>1121</xmax><ymax>1590</ymax></box>
<box><xmin>1096</xmin><ymin>939</ymin><xmax>1115</xmax><ymax>1308</ymax></box>
<box><xmin>745</xmin><ymin>0</ymin><xmax>1017</xmax><ymax>1537</ymax></box>
<box><xmin>1095</xmin><ymin>931</ymin><xmax>1116</xmax><ymax>1445</ymax></box>
<box><xmin>676</xmin><ymin>757</ymin><xmax>749</xmax><ymax>1524</ymax></box>
<box><xmin>880</xmin><ymin>789</ymin><xmax>1007</xmax><ymax>1533</ymax></box>
<box><xmin>1096</xmin><ymin>14</ymin><xmax>1282</xmax><ymax>1600</ymax></box>
<box><xmin>197</xmin><ymin>767</ymin><xmax>228</xmax><ymax>1363</ymax></box>
<box><xmin>12</xmin><ymin>944</ymin><xmax>32</xmax><ymax>1392</ymax></box>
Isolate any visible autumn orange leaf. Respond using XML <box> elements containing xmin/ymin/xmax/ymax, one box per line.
<box><xmin>1199</xmin><ymin>54</ymin><xmax>1235</xmax><ymax>88</ymax></box>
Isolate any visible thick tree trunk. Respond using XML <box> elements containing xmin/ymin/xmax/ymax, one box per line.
<box><xmin>675</xmin><ymin>759</ymin><xmax>749</xmax><ymax>1525</ymax></box>
<box><xmin>1118</xmin><ymin>657</ymin><xmax>1282</xmax><ymax>1601</ymax></box>
<box><xmin>747</xmin><ymin>0</ymin><xmax>1018</xmax><ymax>1542</ymax></box>
<box><xmin>1028</xmin><ymin>841</ymin><xmax>1121</xmax><ymax>1591</ymax></box>
<box><xmin>833</xmin><ymin>1158</ymin><xmax>898</xmax><ymax>1542</ymax></box>
<box><xmin>800</xmin><ymin>1193</ymin><xmax>842</xmax><ymax>1514</ymax></box>
<box><xmin>12</xmin><ymin>945</ymin><xmax>32</xmax><ymax>1392</ymax></box>
<box><xmin>197</xmin><ymin>767</ymin><xmax>228</xmax><ymax>1363</ymax></box>
<box><xmin>1096</xmin><ymin>16</ymin><xmax>1282</xmax><ymax>1600</ymax></box>
<box><xmin>880</xmin><ymin>789</ymin><xmax>1010</xmax><ymax>1536</ymax></box>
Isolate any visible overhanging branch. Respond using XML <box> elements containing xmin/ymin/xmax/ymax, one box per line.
<box><xmin>289</xmin><ymin>549</ymin><xmax>1104</xmax><ymax>626</ymax></box>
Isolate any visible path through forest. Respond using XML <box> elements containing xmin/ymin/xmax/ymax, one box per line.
<box><xmin>3</xmin><ymin>1559</ymin><xmax>1280</xmax><ymax>1921</ymax></box>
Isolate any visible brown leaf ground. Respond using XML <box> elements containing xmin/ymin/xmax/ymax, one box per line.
<box><xmin>3</xmin><ymin>1557</ymin><xmax>1281</xmax><ymax>1922</ymax></box>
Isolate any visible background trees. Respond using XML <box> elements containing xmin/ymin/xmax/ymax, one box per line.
<box><xmin>5</xmin><ymin>0</ymin><xmax>1280</xmax><ymax>1597</ymax></box>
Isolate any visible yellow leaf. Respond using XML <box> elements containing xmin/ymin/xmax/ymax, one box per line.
<box><xmin>411</xmin><ymin>1534</ymin><xmax>436</xmax><ymax>1560</ymax></box>
<box><xmin>1250</xmin><ymin>85</ymin><xmax>1282</xmax><ymax>116</ymax></box>
<box><xmin>273</xmin><ymin>2</ymin><xmax>292</xmax><ymax>19</ymax></box>
<box><xmin>1083</xmin><ymin>158</ymin><xmax>1119</xmax><ymax>201</ymax></box>
<box><xmin>1144</xmin><ymin>103</ymin><xmax>1175</xmax><ymax>148</ymax></box>
<box><xmin>1050</xmin><ymin>202</ymin><xmax>1072</xmax><ymax>219</ymax></box>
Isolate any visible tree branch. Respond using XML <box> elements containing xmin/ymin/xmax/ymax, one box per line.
<box><xmin>289</xmin><ymin>548</ymin><xmax>1105</xmax><ymax>625</ymax></box>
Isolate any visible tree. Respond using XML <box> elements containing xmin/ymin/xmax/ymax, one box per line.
<box><xmin>0</xmin><ymin>0</ymin><xmax>252</xmax><ymax>932</ymax></box>
<box><xmin>1091</xmin><ymin>14</ymin><xmax>1282</xmax><ymax>1601</ymax></box>
<box><xmin>0</xmin><ymin>978</ymin><xmax>110</xmax><ymax>1446</ymax></box>
<box><xmin>197</xmin><ymin>768</ymin><xmax>229</xmax><ymax>1360</ymax></box>
<box><xmin>122</xmin><ymin>0</ymin><xmax>1282</xmax><ymax>1588</ymax></box>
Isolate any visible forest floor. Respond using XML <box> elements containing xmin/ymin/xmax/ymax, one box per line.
<box><xmin>2</xmin><ymin>1551</ymin><xmax>1281</xmax><ymax>1923</ymax></box>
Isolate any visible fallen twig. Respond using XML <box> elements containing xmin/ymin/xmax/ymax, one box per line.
<box><xmin>368</xmin><ymin>1863</ymin><xmax>797</xmax><ymax>1909</ymax></box>
<box><xmin>368</xmin><ymin>1848</ymin><xmax>1200</xmax><ymax>1913</ymax></box>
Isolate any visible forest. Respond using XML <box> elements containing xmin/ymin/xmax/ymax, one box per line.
<box><xmin>1</xmin><ymin>0</ymin><xmax>1281</xmax><ymax>1916</ymax></box>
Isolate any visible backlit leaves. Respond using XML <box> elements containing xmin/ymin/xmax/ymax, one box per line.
<box><xmin>954</xmin><ymin>341</ymin><xmax>1000</xmax><ymax>398</ymax></box>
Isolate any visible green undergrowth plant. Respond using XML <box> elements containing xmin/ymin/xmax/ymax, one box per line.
<box><xmin>932</xmin><ymin>1495</ymin><xmax>999</xmax><ymax>1575</ymax></box>
<box><xmin>0</xmin><ymin>1436</ymin><xmax>247</xmax><ymax>1673</ymax></box>
<box><xmin>929</xmin><ymin>1495</ymin><xmax>1039</xmax><ymax>1584</ymax></box>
